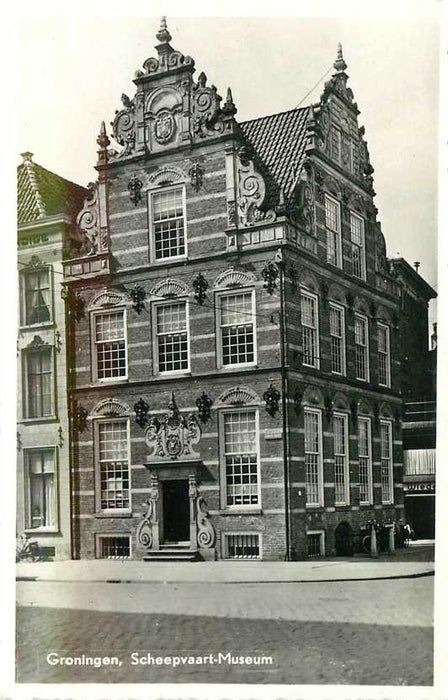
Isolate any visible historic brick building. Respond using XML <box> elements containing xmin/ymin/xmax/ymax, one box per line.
<box><xmin>390</xmin><ymin>258</ymin><xmax>437</xmax><ymax>539</ymax></box>
<box><xmin>17</xmin><ymin>152</ymin><xmax>86</xmax><ymax>559</ymax></box>
<box><xmin>63</xmin><ymin>19</ymin><xmax>428</xmax><ymax>561</ymax></box>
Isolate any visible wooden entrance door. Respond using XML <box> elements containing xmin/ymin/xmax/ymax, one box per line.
<box><xmin>162</xmin><ymin>479</ymin><xmax>190</xmax><ymax>543</ymax></box>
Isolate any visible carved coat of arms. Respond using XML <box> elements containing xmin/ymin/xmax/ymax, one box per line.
<box><xmin>154</xmin><ymin>111</ymin><xmax>175</xmax><ymax>144</ymax></box>
<box><xmin>145</xmin><ymin>393</ymin><xmax>201</xmax><ymax>461</ymax></box>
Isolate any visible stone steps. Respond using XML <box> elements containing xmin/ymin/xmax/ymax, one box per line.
<box><xmin>144</xmin><ymin>543</ymin><xmax>199</xmax><ymax>562</ymax></box>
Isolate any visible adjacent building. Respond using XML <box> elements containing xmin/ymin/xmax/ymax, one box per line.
<box><xmin>17</xmin><ymin>152</ymin><xmax>86</xmax><ymax>559</ymax></box>
<box><xmin>61</xmin><ymin>19</ymin><xmax>434</xmax><ymax>561</ymax></box>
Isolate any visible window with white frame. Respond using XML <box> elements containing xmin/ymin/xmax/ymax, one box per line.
<box><xmin>93</xmin><ymin>310</ymin><xmax>127</xmax><ymax>381</ymax></box>
<box><xmin>350</xmin><ymin>212</ymin><xmax>366</xmax><ymax>280</ymax></box>
<box><xmin>22</xmin><ymin>267</ymin><xmax>52</xmax><ymax>326</ymax></box>
<box><xmin>97</xmin><ymin>420</ymin><xmax>130</xmax><ymax>511</ymax></box>
<box><xmin>354</xmin><ymin>314</ymin><xmax>369</xmax><ymax>381</ymax></box>
<box><xmin>358</xmin><ymin>417</ymin><xmax>372</xmax><ymax>504</ymax></box>
<box><xmin>98</xmin><ymin>535</ymin><xmax>130</xmax><ymax>559</ymax></box>
<box><xmin>25</xmin><ymin>347</ymin><xmax>54</xmax><ymax>418</ymax></box>
<box><xmin>307</xmin><ymin>531</ymin><xmax>325</xmax><ymax>557</ymax></box>
<box><xmin>380</xmin><ymin>420</ymin><xmax>393</xmax><ymax>504</ymax></box>
<box><xmin>150</xmin><ymin>187</ymin><xmax>186</xmax><ymax>260</ymax></box>
<box><xmin>221</xmin><ymin>410</ymin><xmax>259</xmax><ymax>507</ymax></box>
<box><xmin>218</xmin><ymin>291</ymin><xmax>255</xmax><ymax>367</ymax></box>
<box><xmin>155</xmin><ymin>301</ymin><xmax>189</xmax><ymax>373</ymax></box>
<box><xmin>329</xmin><ymin>303</ymin><xmax>345</xmax><ymax>375</ymax></box>
<box><xmin>301</xmin><ymin>291</ymin><xmax>319</xmax><ymax>368</ymax></box>
<box><xmin>223</xmin><ymin>533</ymin><xmax>261</xmax><ymax>559</ymax></box>
<box><xmin>304</xmin><ymin>408</ymin><xmax>323</xmax><ymax>506</ymax></box>
<box><xmin>334</xmin><ymin>413</ymin><xmax>349</xmax><ymax>504</ymax></box>
<box><xmin>325</xmin><ymin>195</ymin><xmax>342</xmax><ymax>267</ymax></box>
<box><xmin>24</xmin><ymin>447</ymin><xmax>57</xmax><ymax>529</ymax></box>
<box><xmin>377</xmin><ymin>323</ymin><xmax>391</xmax><ymax>387</ymax></box>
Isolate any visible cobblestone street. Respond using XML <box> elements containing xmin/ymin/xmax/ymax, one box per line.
<box><xmin>16</xmin><ymin>576</ymin><xmax>433</xmax><ymax>685</ymax></box>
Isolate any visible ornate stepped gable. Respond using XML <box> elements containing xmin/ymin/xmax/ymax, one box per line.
<box><xmin>110</xmin><ymin>17</ymin><xmax>237</xmax><ymax>160</ymax></box>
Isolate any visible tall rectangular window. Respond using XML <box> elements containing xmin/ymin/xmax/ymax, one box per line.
<box><xmin>222</xmin><ymin>410</ymin><xmax>259</xmax><ymax>507</ymax></box>
<box><xmin>325</xmin><ymin>195</ymin><xmax>342</xmax><ymax>267</ymax></box>
<box><xmin>304</xmin><ymin>409</ymin><xmax>323</xmax><ymax>506</ymax></box>
<box><xmin>301</xmin><ymin>291</ymin><xmax>319</xmax><ymax>368</ymax></box>
<box><xmin>377</xmin><ymin>323</ymin><xmax>391</xmax><ymax>387</ymax></box>
<box><xmin>380</xmin><ymin>420</ymin><xmax>393</xmax><ymax>504</ymax></box>
<box><xmin>94</xmin><ymin>310</ymin><xmax>127</xmax><ymax>380</ymax></box>
<box><xmin>219</xmin><ymin>291</ymin><xmax>255</xmax><ymax>367</ymax></box>
<box><xmin>98</xmin><ymin>420</ymin><xmax>130</xmax><ymax>510</ymax></box>
<box><xmin>155</xmin><ymin>302</ymin><xmax>189</xmax><ymax>373</ymax></box>
<box><xmin>330</xmin><ymin>126</ymin><xmax>341</xmax><ymax>162</ymax></box>
<box><xmin>25</xmin><ymin>448</ymin><xmax>57</xmax><ymax>529</ymax></box>
<box><xmin>354</xmin><ymin>314</ymin><xmax>369</xmax><ymax>381</ymax></box>
<box><xmin>329</xmin><ymin>303</ymin><xmax>345</xmax><ymax>375</ymax></box>
<box><xmin>334</xmin><ymin>413</ymin><xmax>349</xmax><ymax>504</ymax></box>
<box><xmin>350</xmin><ymin>212</ymin><xmax>366</xmax><ymax>280</ymax></box>
<box><xmin>23</xmin><ymin>268</ymin><xmax>51</xmax><ymax>325</ymax></box>
<box><xmin>151</xmin><ymin>187</ymin><xmax>186</xmax><ymax>260</ymax></box>
<box><xmin>358</xmin><ymin>417</ymin><xmax>372</xmax><ymax>504</ymax></box>
<box><xmin>26</xmin><ymin>348</ymin><xmax>53</xmax><ymax>418</ymax></box>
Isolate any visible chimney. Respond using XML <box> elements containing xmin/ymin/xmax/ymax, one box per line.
<box><xmin>431</xmin><ymin>322</ymin><xmax>437</xmax><ymax>350</ymax></box>
<box><xmin>413</xmin><ymin>261</ymin><xmax>420</xmax><ymax>273</ymax></box>
<box><xmin>20</xmin><ymin>151</ymin><xmax>34</xmax><ymax>163</ymax></box>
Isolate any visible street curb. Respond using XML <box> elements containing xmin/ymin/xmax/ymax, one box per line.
<box><xmin>16</xmin><ymin>569</ymin><xmax>434</xmax><ymax>585</ymax></box>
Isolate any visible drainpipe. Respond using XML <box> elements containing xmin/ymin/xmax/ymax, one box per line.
<box><xmin>277</xmin><ymin>249</ymin><xmax>291</xmax><ymax>561</ymax></box>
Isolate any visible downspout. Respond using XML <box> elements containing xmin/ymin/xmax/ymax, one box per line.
<box><xmin>278</xmin><ymin>253</ymin><xmax>291</xmax><ymax>561</ymax></box>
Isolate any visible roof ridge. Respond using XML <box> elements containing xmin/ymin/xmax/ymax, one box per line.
<box><xmin>18</xmin><ymin>159</ymin><xmax>87</xmax><ymax>193</ymax></box>
<box><xmin>239</xmin><ymin>105</ymin><xmax>310</xmax><ymax>126</ymax></box>
<box><xmin>21</xmin><ymin>158</ymin><xmax>47</xmax><ymax>217</ymax></box>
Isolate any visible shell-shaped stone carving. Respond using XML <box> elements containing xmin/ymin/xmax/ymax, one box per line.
<box><xmin>150</xmin><ymin>278</ymin><xmax>189</xmax><ymax>298</ymax></box>
<box><xmin>148</xmin><ymin>167</ymin><xmax>186</xmax><ymax>186</ymax></box>
<box><xmin>90</xmin><ymin>398</ymin><xmax>131</xmax><ymax>418</ymax></box>
<box><xmin>213</xmin><ymin>268</ymin><xmax>257</xmax><ymax>290</ymax></box>
<box><xmin>215</xmin><ymin>386</ymin><xmax>261</xmax><ymax>407</ymax></box>
<box><xmin>87</xmin><ymin>288</ymin><xmax>128</xmax><ymax>310</ymax></box>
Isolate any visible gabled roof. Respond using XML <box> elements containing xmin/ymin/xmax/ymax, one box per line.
<box><xmin>389</xmin><ymin>257</ymin><xmax>437</xmax><ymax>301</ymax></box>
<box><xmin>17</xmin><ymin>152</ymin><xmax>87</xmax><ymax>226</ymax></box>
<box><xmin>239</xmin><ymin>107</ymin><xmax>310</xmax><ymax>202</ymax></box>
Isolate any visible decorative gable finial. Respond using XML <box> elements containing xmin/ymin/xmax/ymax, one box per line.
<box><xmin>334</xmin><ymin>43</ymin><xmax>347</xmax><ymax>72</ymax></box>
<box><xmin>222</xmin><ymin>87</ymin><xmax>237</xmax><ymax>117</ymax></box>
<box><xmin>156</xmin><ymin>16</ymin><xmax>172</xmax><ymax>46</ymax></box>
<box><xmin>97</xmin><ymin>121</ymin><xmax>110</xmax><ymax>150</ymax></box>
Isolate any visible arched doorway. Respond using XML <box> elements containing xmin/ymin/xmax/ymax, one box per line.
<box><xmin>334</xmin><ymin>521</ymin><xmax>354</xmax><ymax>556</ymax></box>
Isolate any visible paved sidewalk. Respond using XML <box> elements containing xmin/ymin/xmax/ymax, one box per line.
<box><xmin>16</xmin><ymin>546</ymin><xmax>434</xmax><ymax>584</ymax></box>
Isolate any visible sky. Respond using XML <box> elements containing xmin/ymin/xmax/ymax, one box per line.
<box><xmin>15</xmin><ymin>6</ymin><xmax>443</xmax><ymax>326</ymax></box>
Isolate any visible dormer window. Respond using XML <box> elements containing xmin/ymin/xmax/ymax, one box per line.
<box><xmin>149</xmin><ymin>186</ymin><xmax>186</xmax><ymax>261</ymax></box>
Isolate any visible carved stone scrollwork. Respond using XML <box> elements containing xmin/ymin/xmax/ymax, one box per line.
<box><xmin>74</xmin><ymin>403</ymin><xmax>88</xmax><ymax>433</ymax></box>
<box><xmin>27</xmin><ymin>335</ymin><xmax>50</xmax><ymax>351</ymax></box>
<box><xmin>191</xmin><ymin>72</ymin><xmax>224</xmax><ymax>139</ymax></box>
<box><xmin>196</xmin><ymin>495</ymin><xmax>215</xmax><ymax>549</ymax></box>
<box><xmin>192</xmin><ymin>273</ymin><xmax>209</xmax><ymax>305</ymax></box>
<box><xmin>136</xmin><ymin>499</ymin><xmax>154</xmax><ymax>549</ymax></box>
<box><xmin>76</xmin><ymin>182</ymin><xmax>99</xmax><ymax>255</ymax></box>
<box><xmin>134</xmin><ymin>398</ymin><xmax>150</xmax><ymax>428</ymax></box>
<box><xmin>236</xmin><ymin>149</ymin><xmax>276</xmax><ymax>228</ymax></box>
<box><xmin>189</xmin><ymin>161</ymin><xmax>204</xmax><ymax>192</ymax></box>
<box><xmin>261</xmin><ymin>260</ymin><xmax>279</xmax><ymax>295</ymax></box>
<box><xmin>145</xmin><ymin>393</ymin><xmax>201</xmax><ymax>461</ymax></box>
<box><xmin>263</xmin><ymin>383</ymin><xmax>281</xmax><ymax>417</ymax></box>
<box><xmin>130</xmin><ymin>283</ymin><xmax>146</xmax><ymax>314</ymax></box>
<box><xmin>196</xmin><ymin>392</ymin><xmax>213</xmax><ymax>423</ymax></box>
<box><xmin>112</xmin><ymin>94</ymin><xmax>136</xmax><ymax>157</ymax></box>
<box><xmin>128</xmin><ymin>175</ymin><xmax>143</xmax><ymax>206</ymax></box>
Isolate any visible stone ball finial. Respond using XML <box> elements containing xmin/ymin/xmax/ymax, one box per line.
<box><xmin>20</xmin><ymin>151</ymin><xmax>34</xmax><ymax>163</ymax></box>
<box><xmin>334</xmin><ymin>42</ymin><xmax>347</xmax><ymax>72</ymax></box>
<box><xmin>156</xmin><ymin>15</ymin><xmax>172</xmax><ymax>44</ymax></box>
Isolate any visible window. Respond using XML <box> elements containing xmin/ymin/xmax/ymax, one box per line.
<box><xmin>301</xmin><ymin>291</ymin><xmax>319</xmax><ymax>368</ymax></box>
<box><xmin>98</xmin><ymin>535</ymin><xmax>130</xmax><ymax>559</ymax></box>
<box><xmin>380</xmin><ymin>420</ymin><xmax>393</xmax><ymax>504</ymax></box>
<box><xmin>325</xmin><ymin>195</ymin><xmax>342</xmax><ymax>267</ymax></box>
<box><xmin>330</xmin><ymin>126</ymin><xmax>341</xmax><ymax>162</ymax></box>
<box><xmin>155</xmin><ymin>301</ymin><xmax>189</xmax><ymax>373</ymax></box>
<box><xmin>304</xmin><ymin>409</ymin><xmax>323</xmax><ymax>506</ymax></box>
<box><xmin>221</xmin><ymin>410</ymin><xmax>259</xmax><ymax>507</ymax></box>
<box><xmin>93</xmin><ymin>310</ymin><xmax>127</xmax><ymax>381</ymax></box>
<box><xmin>354</xmin><ymin>314</ymin><xmax>369</xmax><ymax>381</ymax></box>
<box><xmin>150</xmin><ymin>187</ymin><xmax>186</xmax><ymax>260</ymax></box>
<box><xmin>25</xmin><ymin>347</ymin><xmax>53</xmax><ymax>418</ymax></box>
<box><xmin>334</xmin><ymin>413</ymin><xmax>349</xmax><ymax>505</ymax></box>
<box><xmin>307</xmin><ymin>531</ymin><xmax>325</xmax><ymax>557</ymax></box>
<box><xmin>97</xmin><ymin>420</ymin><xmax>130</xmax><ymax>511</ymax></box>
<box><xmin>329</xmin><ymin>303</ymin><xmax>345</xmax><ymax>375</ymax></box>
<box><xmin>224</xmin><ymin>533</ymin><xmax>260</xmax><ymax>559</ymax></box>
<box><xmin>358</xmin><ymin>417</ymin><xmax>373</xmax><ymax>504</ymax></box>
<box><xmin>24</xmin><ymin>448</ymin><xmax>57</xmax><ymax>530</ymax></box>
<box><xmin>218</xmin><ymin>291</ymin><xmax>255</xmax><ymax>367</ymax></box>
<box><xmin>350</xmin><ymin>212</ymin><xmax>366</xmax><ymax>279</ymax></box>
<box><xmin>377</xmin><ymin>323</ymin><xmax>391</xmax><ymax>387</ymax></box>
<box><xmin>22</xmin><ymin>268</ymin><xmax>51</xmax><ymax>325</ymax></box>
